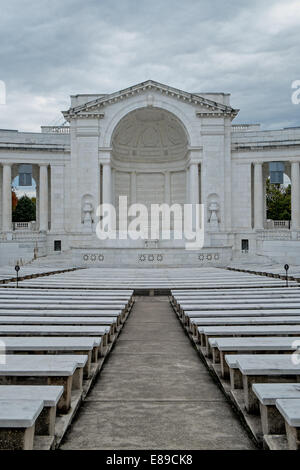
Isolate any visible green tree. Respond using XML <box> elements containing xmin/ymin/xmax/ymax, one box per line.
<box><xmin>12</xmin><ymin>195</ymin><xmax>36</xmax><ymax>222</ymax></box>
<box><xmin>266</xmin><ymin>179</ymin><xmax>291</xmax><ymax>220</ymax></box>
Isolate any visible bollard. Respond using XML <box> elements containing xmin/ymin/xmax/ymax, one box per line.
<box><xmin>15</xmin><ymin>264</ymin><xmax>20</xmax><ymax>288</ymax></box>
<box><xmin>284</xmin><ymin>264</ymin><xmax>289</xmax><ymax>288</ymax></box>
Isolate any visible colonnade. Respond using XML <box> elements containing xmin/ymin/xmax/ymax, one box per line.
<box><xmin>253</xmin><ymin>161</ymin><xmax>300</xmax><ymax>230</ymax></box>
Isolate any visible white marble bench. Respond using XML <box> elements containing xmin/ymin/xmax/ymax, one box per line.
<box><xmin>182</xmin><ymin>308</ymin><xmax>300</xmax><ymax>327</ymax></box>
<box><xmin>0</xmin><ymin>309</ymin><xmax>124</xmax><ymax>323</ymax></box>
<box><xmin>198</xmin><ymin>325</ymin><xmax>300</xmax><ymax>355</ymax></box>
<box><xmin>185</xmin><ymin>309</ymin><xmax>300</xmax><ymax>320</ymax></box>
<box><xmin>0</xmin><ymin>336</ymin><xmax>103</xmax><ymax>375</ymax></box>
<box><xmin>252</xmin><ymin>383</ymin><xmax>300</xmax><ymax>435</ymax></box>
<box><xmin>0</xmin><ymin>325</ymin><xmax>111</xmax><ymax>346</ymax></box>
<box><xmin>189</xmin><ymin>316</ymin><xmax>300</xmax><ymax>336</ymax></box>
<box><xmin>172</xmin><ymin>288</ymin><xmax>300</xmax><ymax>296</ymax></box>
<box><xmin>0</xmin><ymin>292</ymin><xmax>133</xmax><ymax>301</ymax></box>
<box><xmin>209</xmin><ymin>337</ymin><xmax>300</xmax><ymax>378</ymax></box>
<box><xmin>0</xmin><ymin>399</ymin><xmax>44</xmax><ymax>450</ymax></box>
<box><xmin>174</xmin><ymin>293</ymin><xmax>300</xmax><ymax>301</ymax></box>
<box><xmin>179</xmin><ymin>301</ymin><xmax>300</xmax><ymax>312</ymax></box>
<box><xmin>0</xmin><ymin>385</ymin><xmax>63</xmax><ymax>437</ymax></box>
<box><xmin>0</xmin><ymin>316</ymin><xmax>118</xmax><ymax>335</ymax></box>
<box><xmin>0</xmin><ymin>289</ymin><xmax>133</xmax><ymax>296</ymax></box>
<box><xmin>276</xmin><ymin>398</ymin><xmax>300</xmax><ymax>449</ymax></box>
<box><xmin>0</xmin><ymin>354</ymin><xmax>88</xmax><ymax>412</ymax></box>
<box><xmin>0</xmin><ymin>298</ymin><xmax>128</xmax><ymax>306</ymax></box>
<box><xmin>0</xmin><ymin>301</ymin><xmax>127</xmax><ymax>313</ymax></box>
<box><xmin>230</xmin><ymin>355</ymin><xmax>300</xmax><ymax>413</ymax></box>
<box><xmin>177</xmin><ymin>298</ymin><xmax>300</xmax><ymax>308</ymax></box>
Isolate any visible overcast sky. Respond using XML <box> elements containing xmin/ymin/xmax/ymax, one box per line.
<box><xmin>0</xmin><ymin>0</ymin><xmax>299</xmax><ymax>132</ymax></box>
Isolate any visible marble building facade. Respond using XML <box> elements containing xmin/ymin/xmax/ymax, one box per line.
<box><xmin>0</xmin><ymin>80</ymin><xmax>299</xmax><ymax>266</ymax></box>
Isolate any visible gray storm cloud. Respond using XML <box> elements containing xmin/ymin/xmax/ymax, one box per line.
<box><xmin>0</xmin><ymin>0</ymin><xmax>299</xmax><ymax>131</ymax></box>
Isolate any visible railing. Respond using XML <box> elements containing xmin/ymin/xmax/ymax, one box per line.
<box><xmin>13</xmin><ymin>221</ymin><xmax>37</xmax><ymax>231</ymax></box>
<box><xmin>265</xmin><ymin>220</ymin><xmax>291</xmax><ymax>230</ymax></box>
<box><xmin>12</xmin><ymin>232</ymin><xmax>46</xmax><ymax>241</ymax></box>
<box><xmin>41</xmin><ymin>126</ymin><xmax>70</xmax><ymax>134</ymax></box>
<box><xmin>257</xmin><ymin>230</ymin><xmax>292</xmax><ymax>241</ymax></box>
<box><xmin>232</xmin><ymin>124</ymin><xmax>261</xmax><ymax>132</ymax></box>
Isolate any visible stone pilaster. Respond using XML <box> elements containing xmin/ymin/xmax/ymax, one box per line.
<box><xmin>254</xmin><ymin>162</ymin><xmax>264</xmax><ymax>230</ymax></box>
<box><xmin>2</xmin><ymin>163</ymin><xmax>12</xmax><ymax>232</ymax></box>
<box><xmin>39</xmin><ymin>164</ymin><xmax>49</xmax><ymax>232</ymax></box>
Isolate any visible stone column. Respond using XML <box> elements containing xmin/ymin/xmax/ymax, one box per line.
<box><xmin>102</xmin><ymin>162</ymin><xmax>112</xmax><ymax>230</ymax></box>
<box><xmin>102</xmin><ymin>163</ymin><xmax>112</xmax><ymax>206</ymax></box>
<box><xmin>130</xmin><ymin>171</ymin><xmax>137</xmax><ymax>205</ymax></box>
<box><xmin>189</xmin><ymin>163</ymin><xmax>199</xmax><ymax>205</ymax></box>
<box><xmin>50</xmin><ymin>164</ymin><xmax>64</xmax><ymax>232</ymax></box>
<box><xmin>2</xmin><ymin>164</ymin><xmax>12</xmax><ymax>232</ymax></box>
<box><xmin>39</xmin><ymin>164</ymin><xmax>49</xmax><ymax>232</ymax></box>
<box><xmin>186</xmin><ymin>167</ymin><xmax>190</xmax><ymax>203</ymax></box>
<box><xmin>254</xmin><ymin>162</ymin><xmax>264</xmax><ymax>230</ymax></box>
<box><xmin>189</xmin><ymin>163</ymin><xmax>200</xmax><ymax>232</ymax></box>
<box><xmin>111</xmin><ymin>168</ymin><xmax>115</xmax><ymax>206</ymax></box>
<box><xmin>164</xmin><ymin>171</ymin><xmax>171</xmax><ymax>205</ymax></box>
<box><xmin>291</xmin><ymin>161</ymin><xmax>300</xmax><ymax>230</ymax></box>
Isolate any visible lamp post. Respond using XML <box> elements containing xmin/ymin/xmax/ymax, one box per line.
<box><xmin>284</xmin><ymin>264</ymin><xmax>289</xmax><ymax>288</ymax></box>
<box><xmin>15</xmin><ymin>264</ymin><xmax>20</xmax><ymax>288</ymax></box>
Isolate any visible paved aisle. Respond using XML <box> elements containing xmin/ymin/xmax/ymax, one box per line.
<box><xmin>61</xmin><ymin>297</ymin><xmax>254</xmax><ymax>450</ymax></box>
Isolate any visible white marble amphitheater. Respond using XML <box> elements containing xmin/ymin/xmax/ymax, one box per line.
<box><xmin>0</xmin><ymin>79</ymin><xmax>300</xmax><ymax>267</ymax></box>
<box><xmin>1</xmin><ymin>81</ymin><xmax>300</xmax><ymax>451</ymax></box>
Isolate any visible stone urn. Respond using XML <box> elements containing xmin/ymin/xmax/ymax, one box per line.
<box><xmin>208</xmin><ymin>202</ymin><xmax>219</xmax><ymax>231</ymax></box>
<box><xmin>82</xmin><ymin>202</ymin><xmax>93</xmax><ymax>232</ymax></box>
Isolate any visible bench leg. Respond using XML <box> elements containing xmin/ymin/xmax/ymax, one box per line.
<box><xmin>0</xmin><ymin>425</ymin><xmax>35</xmax><ymax>450</ymax></box>
<box><xmin>35</xmin><ymin>405</ymin><xmax>56</xmax><ymax>436</ymax></box>
<box><xmin>260</xmin><ymin>403</ymin><xmax>285</xmax><ymax>435</ymax></box>
<box><xmin>230</xmin><ymin>368</ymin><xmax>243</xmax><ymax>390</ymax></box>
<box><xmin>48</xmin><ymin>376</ymin><xmax>72</xmax><ymax>413</ymax></box>
<box><xmin>75</xmin><ymin>351</ymin><xmax>92</xmax><ymax>378</ymax></box>
<box><xmin>92</xmin><ymin>347</ymin><xmax>99</xmax><ymax>362</ymax></box>
<box><xmin>285</xmin><ymin>422</ymin><xmax>300</xmax><ymax>450</ymax></box>
<box><xmin>212</xmin><ymin>347</ymin><xmax>220</xmax><ymax>364</ymax></box>
<box><xmin>199</xmin><ymin>333</ymin><xmax>205</xmax><ymax>347</ymax></box>
<box><xmin>102</xmin><ymin>334</ymin><xmax>108</xmax><ymax>347</ymax></box>
<box><xmin>243</xmin><ymin>375</ymin><xmax>268</xmax><ymax>414</ymax></box>
<box><xmin>220</xmin><ymin>352</ymin><xmax>231</xmax><ymax>378</ymax></box>
<box><xmin>72</xmin><ymin>367</ymin><xmax>83</xmax><ymax>391</ymax></box>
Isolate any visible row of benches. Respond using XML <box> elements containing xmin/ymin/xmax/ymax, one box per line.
<box><xmin>171</xmin><ymin>286</ymin><xmax>300</xmax><ymax>450</ymax></box>
<box><xmin>13</xmin><ymin>267</ymin><xmax>295</xmax><ymax>289</ymax></box>
<box><xmin>0</xmin><ymin>287</ymin><xmax>134</xmax><ymax>450</ymax></box>
<box><xmin>227</xmin><ymin>265</ymin><xmax>300</xmax><ymax>283</ymax></box>
<box><xmin>0</xmin><ymin>266</ymin><xmax>79</xmax><ymax>284</ymax></box>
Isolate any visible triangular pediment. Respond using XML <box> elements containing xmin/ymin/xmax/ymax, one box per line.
<box><xmin>63</xmin><ymin>80</ymin><xmax>239</xmax><ymax>120</ymax></box>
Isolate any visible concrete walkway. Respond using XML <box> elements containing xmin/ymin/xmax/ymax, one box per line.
<box><xmin>61</xmin><ymin>297</ymin><xmax>255</xmax><ymax>450</ymax></box>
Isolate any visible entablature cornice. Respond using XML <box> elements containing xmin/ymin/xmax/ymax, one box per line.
<box><xmin>110</xmin><ymin>158</ymin><xmax>188</xmax><ymax>173</ymax></box>
<box><xmin>0</xmin><ymin>151</ymin><xmax>70</xmax><ymax>165</ymax></box>
<box><xmin>231</xmin><ymin>142</ymin><xmax>300</xmax><ymax>152</ymax></box>
<box><xmin>0</xmin><ymin>144</ymin><xmax>70</xmax><ymax>153</ymax></box>
<box><xmin>63</xmin><ymin>111</ymin><xmax>105</xmax><ymax>120</ymax></box>
<box><xmin>63</xmin><ymin>80</ymin><xmax>239</xmax><ymax>121</ymax></box>
<box><xmin>232</xmin><ymin>151</ymin><xmax>300</xmax><ymax>164</ymax></box>
<box><xmin>196</xmin><ymin>111</ymin><xmax>237</xmax><ymax>119</ymax></box>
